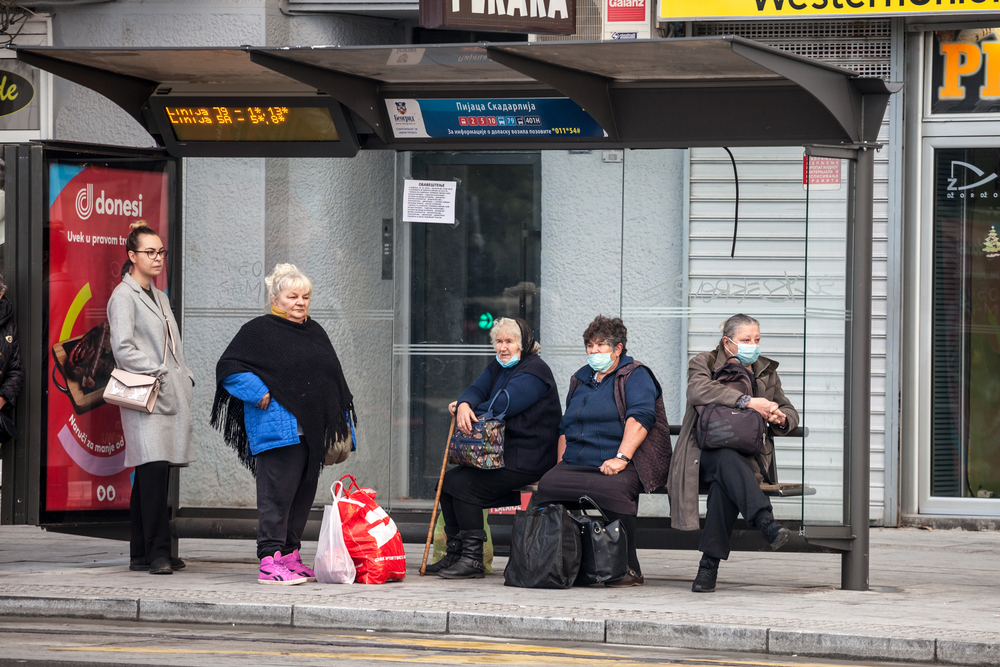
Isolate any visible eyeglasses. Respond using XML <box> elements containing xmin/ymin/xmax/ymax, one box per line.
<box><xmin>136</xmin><ymin>249</ymin><xmax>168</xmax><ymax>260</ymax></box>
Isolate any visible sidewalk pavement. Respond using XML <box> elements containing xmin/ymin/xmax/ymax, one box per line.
<box><xmin>1</xmin><ymin>524</ymin><xmax>998</xmax><ymax>666</ymax></box>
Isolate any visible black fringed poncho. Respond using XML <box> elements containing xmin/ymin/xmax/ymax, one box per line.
<box><xmin>210</xmin><ymin>314</ymin><xmax>357</xmax><ymax>480</ymax></box>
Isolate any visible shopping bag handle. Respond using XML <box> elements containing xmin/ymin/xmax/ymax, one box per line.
<box><xmin>578</xmin><ymin>495</ymin><xmax>611</xmax><ymax>523</ymax></box>
<box><xmin>483</xmin><ymin>389</ymin><xmax>511</xmax><ymax>421</ymax></box>
<box><xmin>338</xmin><ymin>474</ymin><xmax>362</xmax><ymax>497</ymax></box>
<box><xmin>331</xmin><ymin>480</ymin><xmax>346</xmax><ymax>501</ymax></box>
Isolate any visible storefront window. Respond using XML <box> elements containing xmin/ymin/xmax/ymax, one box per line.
<box><xmin>933</xmin><ymin>148</ymin><xmax>1000</xmax><ymax>499</ymax></box>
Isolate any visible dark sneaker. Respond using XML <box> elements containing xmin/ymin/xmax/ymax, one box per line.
<box><xmin>605</xmin><ymin>569</ymin><xmax>644</xmax><ymax>588</ymax></box>
<box><xmin>692</xmin><ymin>563</ymin><xmax>718</xmax><ymax>593</ymax></box>
<box><xmin>763</xmin><ymin>522</ymin><xmax>791</xmax><ymax>551</ymax></box>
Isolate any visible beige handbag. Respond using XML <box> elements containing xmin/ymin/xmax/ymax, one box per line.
<box><xmin>103</xmin><ymin>292</ymin><xmax>175</xmax><ymax>413</ymax></box>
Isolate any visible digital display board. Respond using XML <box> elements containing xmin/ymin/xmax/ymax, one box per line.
<box><xmin>148</xmin><ymin>96</ymin><xmax>359</xmax><ymax>158</ymax></box>
<box><xmin>164</xmin><ymin>105</ymin><xmax>340</xmax><ymax>142</ymax></box>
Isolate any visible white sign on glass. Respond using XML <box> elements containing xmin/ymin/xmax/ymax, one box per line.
<box><xmin>402</xmin><ymin>179</ymin><xmax>457</xmax><ymax>224</ymax></box>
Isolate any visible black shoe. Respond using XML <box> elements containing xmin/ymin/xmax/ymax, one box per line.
<box><xmin>131</xmin><ymin>557</ymin><xmax>185</xmax><ymax>571</ymax></box>
<box><xmin>692</xmin><ymin>556</ymin><xmax>719</xmax><ymax>593</ymax></box>
<box><xmin>605</xmin><ymin>569</ymin><xmax>644</xmax><ymax>588</ymax></box>
<box><xmin>755</xmin><ymin>510</ymin><xmax>791</xmax><ymax>551</ymax></box>
<box><xmin>148</xmin><ymin>556</ymin><xmax>173</xmax><ymax>575</ymax></box>
<box><xmin>438</xmin><ymin>529</ymin><xmax>486</xmax><ymax>579</ymax></box>
<box><xmin>424</xmin><ymin>526</ymin><xmax>462</xmax><ymax>574</ymax></box>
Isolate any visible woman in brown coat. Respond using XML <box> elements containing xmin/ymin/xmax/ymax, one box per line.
<box><xmin>666</xmin><ymin>313</ymin><xmax>798</xmax><ymax>593</ymax></box>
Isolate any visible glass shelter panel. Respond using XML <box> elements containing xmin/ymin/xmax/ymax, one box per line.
<box><xmin>802</xmin><ymin>154</ymin><xmax>849</xmax><ymax>525</ymax></box>
<box><xmin>389</xmin><ymin>148</ymin><xmax>851</xmax><ymax>530</ymax></box>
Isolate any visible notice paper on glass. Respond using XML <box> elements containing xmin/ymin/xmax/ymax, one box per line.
<box><xmin>403</xmin><ymin>179</ymin><xmax>457</xmax><ymax>224</ymax></box>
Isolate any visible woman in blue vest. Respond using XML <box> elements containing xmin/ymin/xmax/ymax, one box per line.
<box><xmin>427</xmin><ymin>317</ymin><xmax>562</xmax><ymax>579</ymax></box>
<box><xmin>534</xmin><ymin>315</ymin><xmax>664</xmax><ymax>588</ymax></box>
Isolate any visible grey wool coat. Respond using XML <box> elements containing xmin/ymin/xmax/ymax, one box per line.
<box><xmin>107</xmin><ymin>274</ymin><xmax>196</xmax><ymax>468</ymax></box>
<box><xmin>665</xmin><ymin>342</ymin><xmax>798</xmax><ymax>532</ymax></box>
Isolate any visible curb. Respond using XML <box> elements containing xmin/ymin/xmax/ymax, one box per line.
<box><xmin>2</xmin><ymin>593</ymin><xmax>998</xmax><ymax>666</ymax></box>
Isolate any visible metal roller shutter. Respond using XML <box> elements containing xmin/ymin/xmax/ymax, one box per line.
<box><xmin>690</xmin><ymin>20</ymin><xmax>891</xmax><ymax>523</ymax></box>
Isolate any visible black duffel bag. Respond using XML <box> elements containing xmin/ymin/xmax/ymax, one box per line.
<box><xmin>571</xmin><ymin>496</ymin><xmax>628</xmax><ymax>586</ymax></box>
<box><xmin>504</xmin><ymin>503</ymin><xmax>581</xmax><ymax>589</ymax></box>
<box><xmin>694</xmin><ymin>360</ymin><xmax>767</xmax><ymax>457</ymax></box>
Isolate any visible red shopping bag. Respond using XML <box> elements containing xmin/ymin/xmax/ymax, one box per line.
<box><xmin>336</xmin><ymin>475</ymin><xmax>406</xmax><ymax>584</ymax></box>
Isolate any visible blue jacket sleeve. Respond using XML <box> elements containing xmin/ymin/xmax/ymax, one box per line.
<box><xmin>456</xmin><ymin>367</ymin><xmax>492</xmax><ymax>409</ymax></box>
<box><xmin>483</xmin><ymin>373</ymin><xmax>547</xmax><ymax>419</ymax></box>
<box><xmin>623</xmin><ymin>367</ymin><xmax>659</xmax><ymax>431</ymax></box>
<box><xmin>222</xmin><ymin>372</ymin><xmax>269</xmax><ymax>405</ymax></box>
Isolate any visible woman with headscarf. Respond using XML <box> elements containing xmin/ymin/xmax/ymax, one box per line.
<box><xmin>425</xmin><ymin>317</ymin><xmax>561</xmax><ymax>580</ymax></box>
<box><xmin>211</xmin><ymin>263</ymin><xmax>357</xmax><ymax>585</ymax></box>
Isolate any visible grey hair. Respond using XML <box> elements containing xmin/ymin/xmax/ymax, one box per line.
<box><xmin>490</xmin><ymin>317</ymin><xmax>521</xmax><ymax>353</ymax></box>
<box><xmin>264</xmin><ymin>263</ymin><xmax>312</xmax><ymax>306</ymax></box>
<box><xmin>721</xmin><ymin>313</ymin><xmax>760</xmax><ymax>343</ymax></box>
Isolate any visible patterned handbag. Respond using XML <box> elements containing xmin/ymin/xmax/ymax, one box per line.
<box><xmin>448</xmin><ymin>389</ymin><xmax>509</xmax><ymax>469</ymax></box>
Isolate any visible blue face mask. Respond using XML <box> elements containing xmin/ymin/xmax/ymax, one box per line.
<box><xmin>587</xmin><ymin>352</ymin><xmax>615</xmax><ymax>373</ymax></box>
<box><xmin>729</xmin><ymin>342</ymin><xmax>761</xmax><ymax>366</ymax></box>
<box><xmin>497</xmin><ymin>354</ymin><xmax>519</xmax><ymax>368</ymax></box>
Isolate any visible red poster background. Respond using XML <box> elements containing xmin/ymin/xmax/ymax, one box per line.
<box><xmin>46</xmin><ymin>163</ymin><xmax>170</xmax><ymax>512</ymax></box>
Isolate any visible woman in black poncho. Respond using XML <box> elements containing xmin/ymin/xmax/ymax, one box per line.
<box><xmin>211</xmin><ymin>263</ymin><xmax>357</xmax><ymax>585</ymax></box>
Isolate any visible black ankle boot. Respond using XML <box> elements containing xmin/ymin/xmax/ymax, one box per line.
<box><xmin>756</xmin><ymin>511</ymin><xmax>791</xmax><ymax>551</ymax></box>
<box><xmin>691</xmin><ymin>556</ymin><xmax>719</xmax><ymax>593</ymax></box>
<box><xmin>424</xmin><ymin>526</ymin><xmax>461</xmax><ymax>574</ymax></box>
<box><xmin>437</xmin><ymin>529</ymin><xmax>486</xmax><ymax>579</ymax></box>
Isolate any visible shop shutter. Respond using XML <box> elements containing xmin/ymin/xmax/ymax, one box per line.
<box><xmin>689</xmin><ymin>20</ymin><xmax>891</xmax><ymax>523</ymax></box>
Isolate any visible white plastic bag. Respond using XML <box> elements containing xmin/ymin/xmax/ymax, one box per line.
<box><xmin>315</xmin><ymin>482</ymin><xmax>356</xmax><ymax>584</ymax></box>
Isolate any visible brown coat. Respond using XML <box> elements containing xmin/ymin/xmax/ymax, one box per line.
<box><xmin>665</xmin><ymin>342</ymin><xmax>798</xmax><ymax>531</ymax></box>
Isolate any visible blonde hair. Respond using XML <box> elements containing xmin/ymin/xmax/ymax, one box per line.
<box><xmin>489</xmin><ymin>317</ymin><xmax>540</xmax><ymax>355</ymax></box>
<box><xmin>264</xmin><ymin>263</ymin><xmax>313</xmax><ymax>305</ymax></box>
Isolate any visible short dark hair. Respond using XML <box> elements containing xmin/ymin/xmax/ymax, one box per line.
<box><xmin>583</xmin><ymin>315</ymin><xmax>627</xmax><ymax>355</ymax></box>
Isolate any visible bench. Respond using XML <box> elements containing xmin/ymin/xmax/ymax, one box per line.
<box><xmin>515</xmin><ymin>425</ymin><xmax>815</xmax><ymax>498</ymax></box>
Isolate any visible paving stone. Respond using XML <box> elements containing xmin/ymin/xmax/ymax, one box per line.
<box><xmin>139</xmin><ymin>598</ymin><xmax>292</xmax><ymax>626</ymax></box>
<box><xmin>0</xmin><ymin>595</ymin><xmax>137</xmax><ymax>621</ymax></box>
<box><xmin>769</xmin><ymin>629</ymin><xmax>936</xmax><ymax>662</ymax></box>
<box><xmin>449</xmin><ymin>611</ymin><xmax>605</xmax><ymax>642</ymax></box>
<box><xmin>606</xmin><ymin>619</ymin><xmax>767</xmax><ymax>653</ymax></box>
<box><xmin>294</xmin><ymin>605</ymin><xmax>447</xmax><ymax>633</ymax></box>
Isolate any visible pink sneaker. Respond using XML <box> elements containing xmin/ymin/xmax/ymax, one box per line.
<box><xmin>258</xmin><ymin>551</ymin><xmax>307</xmax><ymax>585</ymax></box>
<box><xmin>280</xmin><ymin>549</ymin><xmax>316</xmax><ymax>582</ymax></box>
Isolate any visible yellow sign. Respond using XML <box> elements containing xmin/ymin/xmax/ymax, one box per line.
<box><xmin>660</xmin><ymin>0</ymin><xmax>1000</xmax><ymax>21</ymax></box>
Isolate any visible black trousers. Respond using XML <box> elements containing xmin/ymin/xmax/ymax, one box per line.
<box><xmin>255</xmin><ymin>440</ymin><xmax>318</xmax><ymax>560</ymax></box>
<box><xmin>698</xmin><ymin>447</ymin><xmax>772</xmax><ymax>561</ymax></box>
<box><xmin>130</xmin><ymin>461</ymin><xmax>171</xmax><ymax>565</ymax></box>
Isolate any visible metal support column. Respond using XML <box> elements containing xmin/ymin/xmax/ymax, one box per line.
<box><xmin>842</xmin><ymin>146</ymin><xmax>875</xmax><ymax>591</ymax></box>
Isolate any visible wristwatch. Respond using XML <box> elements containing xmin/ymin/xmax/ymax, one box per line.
<box><xmin>615</xmin><ymin>452</ymin><xmax>631</xmax><ymax>463</ymax></box>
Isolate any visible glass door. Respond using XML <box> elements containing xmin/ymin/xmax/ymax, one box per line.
<box><xmin>392</xmin><ymin>152</ymin><xmax>541</xmax><ymax>504</ymax></box>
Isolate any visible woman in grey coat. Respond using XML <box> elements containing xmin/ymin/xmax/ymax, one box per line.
<box><xmin>108</xmin><ymin>220</ymin><xmax>195</xmax><ymax>575</ymax></box>
<box><xmin>667</xmin><ymin>313</ymin><xmax>798</xmax><ymax>593</ymax></box>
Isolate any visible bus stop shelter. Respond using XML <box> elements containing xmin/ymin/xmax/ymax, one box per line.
<box><xmin>2</xmin><ymin>37</ymin><xmax>897</xmax><ymax>591</ymax></box>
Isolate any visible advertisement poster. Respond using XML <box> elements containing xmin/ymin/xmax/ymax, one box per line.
<box><xmin>46</xmin><ymin>162</ymin><xmax>170</xmax><ymax>512</ymax></box>
<box><xmin>385</xmin><ymin>98</ymin><xmax>605</xmax><ymax>139</ymax></box>
<box><xmin>603</xmin><ymin>0</ymin><xmax>650</xmax><ymax>41</ymax></box>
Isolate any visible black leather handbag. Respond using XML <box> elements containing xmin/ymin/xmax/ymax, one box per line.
<box><xmin>504</xmin><ymin>503</ymin><xmax>582</xmax><ymax>589</ymax></box>
<box><xmin>571</xmin><ymin>496</ymin><xmax>628</xmax><ymax>586</ymax></box>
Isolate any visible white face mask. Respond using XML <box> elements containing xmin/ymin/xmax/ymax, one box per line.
<box><xmin>588</xmin><ymin>352</ymin><xmax>615</xmax><ymax>373</ymax></box>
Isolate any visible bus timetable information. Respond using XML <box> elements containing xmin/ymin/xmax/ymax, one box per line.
<box><xmin>164</xmin><ymin>106</ymin><xmax>340</xmax><ymax>142</ymax></box>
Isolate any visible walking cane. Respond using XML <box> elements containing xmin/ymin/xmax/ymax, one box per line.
<box><xmin>420</xmin><ymin>414</ymin><xmax>456</xmax><ymax>576</ymax></box>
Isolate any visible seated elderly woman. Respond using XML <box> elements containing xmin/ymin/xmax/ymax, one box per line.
<box><xmin>426</xmin><ymin>316</ymin><xmax>562</xmax><ymax>580</ymax></box>
<box><xmin>667</xmin><ymin>313</ymin><xmax>799</xmax><ymax>593</ymax></box>
<box><xmin>534</xmin><ymin>315</ymin><xmax>665</xmax><ymax>588</ymax></box>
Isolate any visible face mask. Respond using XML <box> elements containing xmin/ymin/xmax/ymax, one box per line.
<box><xmin>497</xmin><ymin>354</ymin><xmax>519</xmax><ymax>368</ymax></box>
<box><xmin>728</xmin><ymin>341</ymin><xmax>760</xmax><ymax>366</ymax></box>
<box><xmin>588</xmin><ymin>352</ymin><xmax>615</xmax><ymax>373</ymax></box>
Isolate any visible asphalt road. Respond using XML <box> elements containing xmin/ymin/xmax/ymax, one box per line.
<box><xmin>0</xmin><ymin>619</ymin><xmax>917</xmax><ymax>667</ymax></box>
